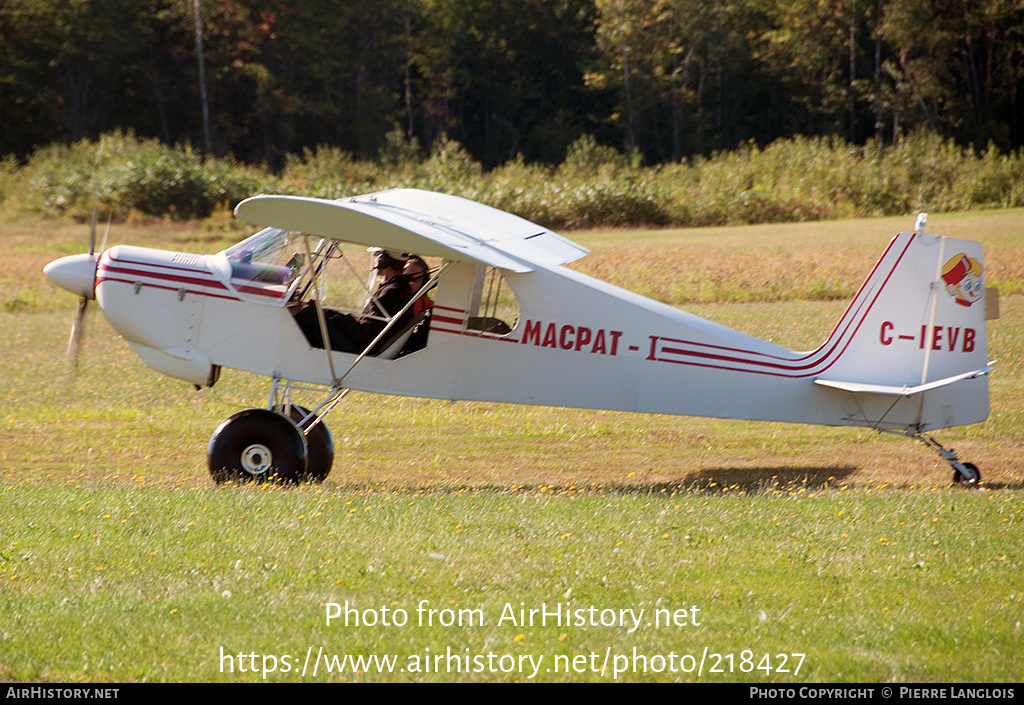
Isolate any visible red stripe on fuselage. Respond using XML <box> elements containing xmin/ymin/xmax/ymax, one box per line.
<box><xmin>644</xmin><ymin>234</ymin><xmax>916</xmax><ymax>377</ymax></box>
<box><xmin>101</xmin><ymin>255</ymin><xmax>285</xmax><ymax>300</ymax></box>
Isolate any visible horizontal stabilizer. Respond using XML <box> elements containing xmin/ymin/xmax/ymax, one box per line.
<box><xmin>815</xmin><ymin>365</ymin><xmax>994</xmax><ymax>397</ymax></box>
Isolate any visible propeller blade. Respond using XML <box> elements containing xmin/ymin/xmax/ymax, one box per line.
<box><xmin>64</xmin><ymin>198</ymin><xmax>104</xmax><ymax>375</ymax></box>
<box><xmin>99</xmin><ymin>213</ymin><xmax>112</xmax><ymax>255</ymax></box>
<box><xmin>89</xmin><ymin>198</ymin><xmax>98</xmax><ymax>256</ymax></box>
<box><xmin>66</xmin><ymin>296</ymin><xmax>89</xmax><ymax>373</ymax></box>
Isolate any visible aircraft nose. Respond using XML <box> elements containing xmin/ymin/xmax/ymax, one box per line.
<box><xmin>44</xmin><ymin>253</ymin><xmax>98</xmax><ymax>299</ymax></box>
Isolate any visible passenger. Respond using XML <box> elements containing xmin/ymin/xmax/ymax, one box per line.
<box><xmin>363</xmin><ymin>249</ymin><xmax>412</xmax><ymax>316</ymax></box>
<box><xmin>404</xmin><ymin>255</ymin><xmax>434</xmax><ymax>315</ymax></box>
<box><xmin>402</xmin><ymin>254</ymin><xmax>434</xmax><ymax>354</ymax></box>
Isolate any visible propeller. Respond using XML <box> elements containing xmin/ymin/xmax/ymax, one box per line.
<box><xmin>61</xmin><ymin>203</ymin><xmax>110</xmax><ymax>373</ymax></box>
<box><xmin>66</xmin><ymin>296</ymin><xmax>89</xmax><ymax>372</ymax></box>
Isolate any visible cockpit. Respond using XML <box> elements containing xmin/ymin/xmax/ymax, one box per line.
<box><xmin>218</xmin><ymin>228</ymin><xmax>436</xmax><ymax>358</ymax></box>
<box><xmin>217</xmin><ymin>227</ymin><xmax>520</xmax><ymax>359</ymax></box>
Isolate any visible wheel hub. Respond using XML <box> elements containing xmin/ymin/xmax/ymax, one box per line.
<box><xmin>241</xmin><ymin>443</ymin><xmax>273</xmax><ymax>474</ymax></box>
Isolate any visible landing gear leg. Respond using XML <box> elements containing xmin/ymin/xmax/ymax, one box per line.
<box><xmin>278</xmin><ymin>404</ymin><xmax>334</xmax><ymax>483</ymax></box>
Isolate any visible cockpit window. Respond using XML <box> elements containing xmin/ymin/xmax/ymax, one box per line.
<box><xmin>224</xmin><ymin>227</ymin><xmax>306</xmax><ymax>292</ymax></box>
<box><xmin>467</xmin><ymin>266</ymin><xmax>519</xmax><ymax>336</ymax></box>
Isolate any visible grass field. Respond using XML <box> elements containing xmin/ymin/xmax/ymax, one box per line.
<box><xmin>1</xmin><ymin>210</ymin><xmax>1021</xmax><ymax>682</ymax></box>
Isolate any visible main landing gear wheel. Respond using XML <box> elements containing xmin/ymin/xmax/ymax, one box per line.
<box><xmin>281</xmin><ymin>405</ymin><xmax>334</xmax><ymax>483</ymax></box>
<box><xmin>953</xmin><ymin>462</ymin><xmax>981</xmax><ymax>487</ymax></box>
<box><xmin>208</xmin><ymin>409</ymin><xmax>307</xmax><ymax>485</ymax></box>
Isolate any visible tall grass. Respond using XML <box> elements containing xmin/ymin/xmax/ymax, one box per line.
<box><xmin>4</xmin><ymin>131</ymin><xmax>1024</xmax><ymax>229</ymax></box>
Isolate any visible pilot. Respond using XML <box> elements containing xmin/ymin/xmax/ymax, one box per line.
<box><xmin>294</xmin><ymin>248</ymin><xmax>416</xmax><ymax>354</ymax></box>
<box><xmin>359</xmin><ymin>248</ymin><xmax>416</xmax><ymax>335</ymax></box>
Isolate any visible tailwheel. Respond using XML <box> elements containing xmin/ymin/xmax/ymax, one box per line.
<box><xmin>281</xmin><ymin>405</ymin><xmax>334</xmax><ymax>483</ymax></box>
<box><xmin>905</xmin><ymin>432</ymin><xmax>982</xmax><ymax>488</ymax></box>
<box><xmin>208</xmin><ymin>409</ymin><xmax>307</xmax><ymax>485</ymax></box>
<box><xmin>952</xmin><ymin>462</ymin><xmax>981</xmax><ymax>487</ymax></box>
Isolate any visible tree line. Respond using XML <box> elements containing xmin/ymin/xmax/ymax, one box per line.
<box><xmin>3</xmin><ymin>0</ymin><xmax>1023</xmax><ymax>170</ymax></box>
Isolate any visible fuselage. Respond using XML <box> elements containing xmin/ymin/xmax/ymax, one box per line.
<box><xmin>42</xmin><ymin>227</ymin><xmax>989</xmax><ymax>434</ymax></box>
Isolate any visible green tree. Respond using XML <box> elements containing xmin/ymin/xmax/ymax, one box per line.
<box><xmin>0</xmin><ymin>0</ymin><xmax>161</xmax><ymax>151</ymax></box>
<box><xmin>754</xmin><ymin>0</ymin><xmax>864</xmax><ymax>138</ymax></box>
<box><xmin>411</xmin><ymin>0</ymin><xmax>599</xmax><ymax>166</ymax></box>
<box><xmin>880</xmin><ymin>0</ymin><xmax>1024</xmax><ymax>148</ymax></box>
<box><xmin>593</xmin><ymin>0</ymin><xmax>776</xmax><ymax>159</ymax></box>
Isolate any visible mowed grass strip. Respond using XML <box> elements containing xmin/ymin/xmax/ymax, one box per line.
<box><xmin>0</xmin><ymin>211</ymin><xmax>1021</xmax><ymax>682</ymax></box>
<box><xmin>1</xmin><ymin>484</ymin><xmax>1021</xmax><ymax>682</ymax></box>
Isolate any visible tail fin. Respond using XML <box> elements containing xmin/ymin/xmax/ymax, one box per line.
<box><xmin>813</xmin><ymin>231</ymin><xmax>991</xmax><ymax>431</ymax></box>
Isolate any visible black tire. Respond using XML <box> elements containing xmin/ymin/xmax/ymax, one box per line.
<box><xmin>208</xmin><ymin>409</ymin><xmax>307</xmax><ymax>485</ymax></box>
<box><xmin>282</xmin><ymin>405</ymin><xmax>334</xmax><ymax>483</ymax></box>
<box><xmin>952</xmin><ymin>462</ymin><xmax>981</xmax><ymax>486</ymax></box>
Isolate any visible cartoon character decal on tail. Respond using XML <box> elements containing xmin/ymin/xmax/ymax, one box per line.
<box><xmin>941</xmin><ymin>253</ymin><xmax>984</xmax><ymax>307</ymax></box>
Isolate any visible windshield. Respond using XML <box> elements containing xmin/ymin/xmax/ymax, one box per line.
<box><xmin>224</xmin><ymin>227</ymin><xmax>306</xmax><ymax>290</ymax></box>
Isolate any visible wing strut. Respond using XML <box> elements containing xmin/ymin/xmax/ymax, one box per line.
<box><xmin>302</xmin><ymin>235</ymin><xmax>338</xmax><ymax>383</ymax></box>
<box><xmin>266</xmin><ymin>260</ymin><xmax>450</xmax><ymax>443</ymax></box>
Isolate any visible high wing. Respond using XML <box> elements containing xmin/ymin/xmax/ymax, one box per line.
<box><xmin>233</xmin><ymin>188</ymin><xmax>589</xmax><ymax>273</ymax></box>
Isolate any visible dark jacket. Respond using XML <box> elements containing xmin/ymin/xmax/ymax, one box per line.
<box><xmin>293</xmin><ymin>274</ymin><xmax>417</xmax><ymax>355</ymax></box>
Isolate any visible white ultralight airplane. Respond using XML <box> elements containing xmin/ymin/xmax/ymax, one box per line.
<box><xmin>44</xmin><ymin>189</ymin><xmax>999</xmax><ymax>485</ymax></box>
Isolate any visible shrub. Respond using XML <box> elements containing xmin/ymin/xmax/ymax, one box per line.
<box><xmin>113</xmin><ymin>146</ymin><xmax>266</xmax><ymax>219</ymax></box>
<box><xmin>559</xmin><ymin>134</ymin><xmax>633</xmax><ymax>176</ymax></box>
<box><xmin>13</xmin><ymin>132</ymin><xmax>273</xmax><ymax>220</ymax></box>
<box><xmin>6</xmin><ymin>129</ymin><xmax>1024</xmax><ymax>229</ymax></box>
